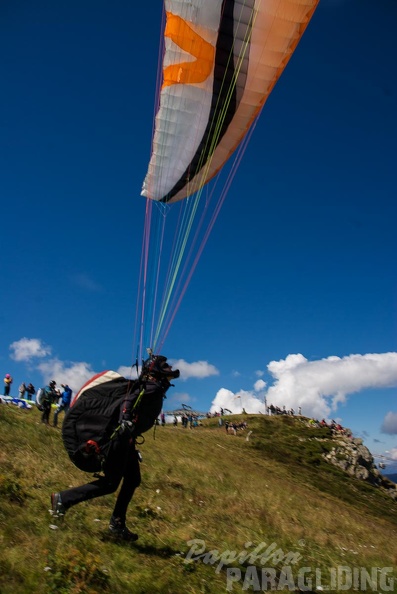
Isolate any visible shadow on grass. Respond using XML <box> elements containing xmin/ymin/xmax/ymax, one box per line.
<box><xmin>100</xmin><ymin>533</ymin><xmax>179</xmax><ymax>558</ymax></box>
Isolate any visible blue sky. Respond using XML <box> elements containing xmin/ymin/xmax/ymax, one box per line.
<box><xmin>1</xmin><ymin>1</ymin><xmax>396</xmax><ymax>471</ymax></box>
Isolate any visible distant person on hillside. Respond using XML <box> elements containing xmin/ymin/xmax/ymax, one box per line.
<box><xmin>41</xmin><ymin>380</ymin><xmax>58</xmax><ymax>425</ymax></box>
<box><xmin>26</xmin><ymin>383</ymin><xmax>36</xmax><ymax>401</ymax></box>
<box><xmin>3</xmin><ymin>374</ymin><xmax>12</xmax><ymax>396</ymax></box>
<box><xmin>18</xmin><ymin>382</ymin><xmax>26</xmax><ymax>399</ymax></box>
<box><xmin>53</xmin><ymin>384</ymin><xmax>73</xmax><ymax>428</ymax></box>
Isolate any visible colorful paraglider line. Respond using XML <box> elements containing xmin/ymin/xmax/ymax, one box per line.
<box><xmin>134</xmin><ymin>0</ymin><xmax>320</xmax><ymax>358</ymax></box>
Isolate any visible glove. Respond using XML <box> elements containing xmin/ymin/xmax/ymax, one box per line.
<box><xmin>119</xmin><ymin>420</ymin><xmax>134</xmax><ymax>435</ymax></box>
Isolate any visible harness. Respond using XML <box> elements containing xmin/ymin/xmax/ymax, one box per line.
<box><xmin>81</xmin><ymin>380</ymin><xmax>163</xmax><ymax>473</ymax></box>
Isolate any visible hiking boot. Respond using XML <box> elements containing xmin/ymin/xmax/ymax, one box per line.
<box><xmin>109</xmin><ymin>516</ymin><xmax>138</xmax><ymax>541</ymax></box>
<box><xmin>50</xmin><ymin>492</ymin><xmax>66</xmax><ymax>517</ymax></box>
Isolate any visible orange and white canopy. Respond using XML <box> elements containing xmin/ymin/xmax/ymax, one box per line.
<box><xmin>141</xmin><ymin>0</ymin><xmax>319</xmax><ymax>204</ymax></box>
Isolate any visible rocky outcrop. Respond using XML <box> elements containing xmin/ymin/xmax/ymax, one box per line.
<box><xmin>323</xmin><ymin>435</ymin><xmax>397</xmax><ymax>499</ymax></box>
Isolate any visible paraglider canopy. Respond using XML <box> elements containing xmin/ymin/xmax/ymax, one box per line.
<box><xmin>142</xmin><ymin>0</ymin><xmax>320</xmax><ymax>204</ymax></box>
<box><xmin>135</xmin><ymin>0</ymin><xmax>320</xmax><ymax>354</ymax></box>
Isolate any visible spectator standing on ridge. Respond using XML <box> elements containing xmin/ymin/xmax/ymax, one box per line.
<box><xmin>26</xmin><ymin>383</ymin><xmax>36</xmax><ymax>401</ymax></box>
<box><xmin>3</xmin><ymin>374</ymin><xmax>12</xmax><ymax>396</ymax></box>
<box><xmin>18</xmin><ymin>382</ymin><xmax>26</xmax><ymax>399</ymax></box>
<box><xmin>41</xmin><ymin>380</ymin><xmax>58</xmax><ymax>425</ymax></box>
<box><xmin>53</xmin><ymin>384</ymin><xmax>73</xmax><ymax>428</ymax></box>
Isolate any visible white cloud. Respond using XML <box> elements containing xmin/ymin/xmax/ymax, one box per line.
<box><xmin>37</xmin><ymin>358</ymin><xmax>96</xmax><ymax>394</ymax></box>
<box><xmin>117</xmin><ymin>365</ymin><xmax>139</xmax><ymax>380</ymax></box>
<box><xmin>254</xmin><ymin>379</ymin><xmax>266</xmax><ymax>392</ymax></box>
<box><xmin>211</xmin><ymin>388</ymin><xmax>267</xmax><ymax>415</ymax></box>
<box><xmin>211</xmin><ymin>352</ymin><xmax>397</xmax><ymax>421</ymax></box>
<box><xmin>8</xmin><ymin>337</ymin><xmax>220</xmax><ymax>398</ymax></box>
<box><xmin>381</xmin><ymin>411</ymin><xmax>397</xmax><ymax>435</ymax></box>
<box><xmin>170</xmin><ymin>359</ymin><xmax>219</xmax><ymax>380</ymax></box>
<box><xmin>265</xmin><ymin>352</ymin><xmax>397</xmax><ymax>419</ymax></box>
<box><xmin>9</xmin><ymin>338</ymin><xmax>51</xmax><ymax>361</ymax></box>
<box><xmin>255</xmin><ymin>370</ymin><xmax>265</xmax><ymax>378</ymax></box>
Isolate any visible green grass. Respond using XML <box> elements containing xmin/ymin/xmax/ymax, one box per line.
<box><xmin>0</xmin><ymin>405</ymin><xmax>396</xmax><ymax>593</ymax></box>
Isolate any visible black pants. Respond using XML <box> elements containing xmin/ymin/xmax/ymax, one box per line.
<box><xmin>41</xmin><ymin>401</ymin><xmax>52</xmax><ymax>424</ymax></box>
<box><xmin>53</xmin><ymin>403</ymin><xmax>69</xmax><ymax>427</ymax></box>
<box><xmin>60</xmin><ymin>442</ymin><xmax>141</xmax><ymax>522</ymax></box>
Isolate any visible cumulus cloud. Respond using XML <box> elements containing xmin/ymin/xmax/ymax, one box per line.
<box><xmin>211</xmin><ymin>352</ymin><xmax>397</xmax><ymax>420</ymax></box>
<box><xmin>211</xmin><ymin>388</ymin><xmax>267</xmax><ymax>414</ymax></box>
<box><xmin>8</xmin><ymin>336</ymin><xmax>220</xmax><ymax>398</ymax></box>
<box><xmin>254</xmin><ymin>379</ymin><xmax>266</xmax><ymax>392</ymax></box>
<box><xmin>170</xmin><ymin>359</ymin><xmax>219</xmax><ymax>380</ymax></box>
<box><xmin>117</xmin><ymin>365</ymin><xmax>139</xmax><ymax>380</ymax></box>
<box><xmin>255</xmin><ymin>370</ymin><xmax>265</xmax><ymax>378</ymax></box>
<box><xmin>10</xmin><ymin>338</ymin><xmax>51</xmax><ymax>361</ymax></box>
<box><xmin>37</xmin><ymin>358</ymin><xmax>96</xmax><ymax>394</ymax></box>
<box><xmin>381</xmin><ymin>411</ymin><xmax>397</xmax><ymax>435</ymax></box>
<box><xmin>265</xmin><ymin>352</ymin><xmax>397</xmax><ymax>419</ymax></box>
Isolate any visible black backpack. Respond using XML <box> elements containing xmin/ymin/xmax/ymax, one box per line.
<box><xmin>62</xmin><ymin>370</ymin><xmax>164</xmax><ymax>473</ymax></box>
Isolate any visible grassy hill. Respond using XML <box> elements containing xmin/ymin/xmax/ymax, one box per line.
<box><xmin>1</xmin><ymin>404</ymin><xmax>396</xmax><ymax>593</ymax></box>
